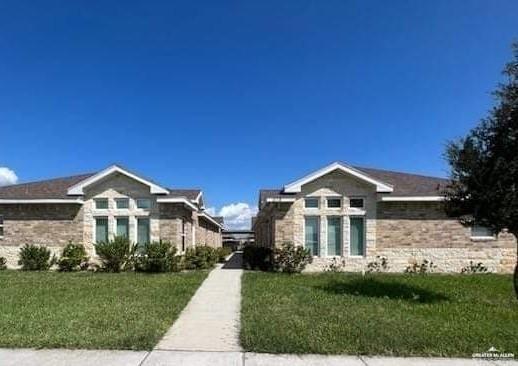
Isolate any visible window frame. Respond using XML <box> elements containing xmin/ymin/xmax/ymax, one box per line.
<box><xmin>0</xmin><ymin>215</ymin><xmax>4</xmax><ymax>239</ymax></box>
<box><xmin>94</xmin><ymin>198</ymin><xmax>109</xmax><ymax>210</ymax></box>
<box><xmin>326</xmin><ymin>216</ymin><xmax>342</xmax><ymax>257</ymax></box>
<box><xmin>137</xmin><ymin>217</ymin><xmax>151</xmax><ymax>248</ymax></box>
<box><xmin>470</xmin><ymin>225</ymin><xmax>496</xmax><ymax>240</ymax></box>
<box><xmin>94</xmin><ymin>216</ymin><xmax>109</xmax><ymax>243</ymax></box>
<box><xmin>349</xmin><ymin>197</ymin><xmax>365</xmax><ymax>209</ymax></box>
<box><xmin>115</xmin><ymin>216</ymin><xmax>130</xmax><ymax>238</ymax></box>
<box><xmin>304</xmin><ymin>216</ymin><xmax>320</xmax><ymax>257</ymax></box>
<box><xmin>326</xmin><ymin>197</ymin><xmax>342</xmax><ymax>209</ymax></box>
<box><xmin>349</xmin><ymin>215</ymin><xmax>366</xmax><ymax>257</ymax></box>
<box><xmin>304</xmin><ymin>197</ymin><xmax>319</xmax><ymax>209</ymax></box>
<box><xmin>136</xmin><ymin>198</ymin><xmax>152</xmax><ymax>209</ymax></box>
<box><xmin>115</xmin><ymin>198</ymin><xmax>130</xmax><ymax>209</ymax></box>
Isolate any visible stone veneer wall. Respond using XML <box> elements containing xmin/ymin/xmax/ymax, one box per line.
<box><xmin>196</xmin><ymin>217</ymin><xmax>222</xmax><ymax>248</ymax></box>
<box><xmin>0</xmin><ymin>204</ymin><xmax>83</xmax><ymax>267</ymax></box>
<box><xmin>159</xmin><ymin>204</ymin><xmax>195</xmax><ymax>253</ymax></box>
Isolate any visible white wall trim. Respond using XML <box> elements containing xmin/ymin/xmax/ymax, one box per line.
<box><xmin>0</xmin><ymin>199</ymin><xmax>84</xmax><ymax>204</ymax></box>
<box><xmin>156</xmin><ymin>197</ymin><xmax>198</xmax><ymax>211</ymax></box>
<box><xmin>283</xmin><ymin>162</ymin><xmax>393</xmax><ymax>193</ymax></box>
<box><xmin>67</xmin><ymin>165</ymin><xmax>169</xmax><ymax>195</ymax></box>
<box><xmin>380</xmin><ymin>196</ymin><xmax>445</xmax><ymax>202</ymax></box>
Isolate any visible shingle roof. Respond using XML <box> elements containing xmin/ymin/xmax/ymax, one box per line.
<box><xmin>0</xmin><ymin>173</ymin><xmax>202</xmax><ymax>201</ymax></box>
<box><xmin>259</xmin><ymin>166</ymin><xmax>449</xmax><ymax>206</ymax></box>
<box><xmin>214</xmin><ymin>216</ymin><xmax>224</xmax><ymax>225</ymax></box>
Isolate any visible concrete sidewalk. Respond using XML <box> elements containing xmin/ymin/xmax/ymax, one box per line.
<box><xmin>1</xmin><ymin>349</ymin><xmax>516</xmax><ymax>366</ymax></box>
<box><xmin>154</xmin><ymin>252</ymin><xmax>243</xmax><ymax>352</ymax></box>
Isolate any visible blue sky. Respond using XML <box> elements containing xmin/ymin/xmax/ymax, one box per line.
<box><xmin>0</xmin><ymin>1</ymin><xmax>517</xmax><ymax>228</ymax></box>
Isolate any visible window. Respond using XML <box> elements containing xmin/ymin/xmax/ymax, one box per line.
<box><xmin>349</xmin><ymin>198</ymin><xmax>364</xmax><ymax>208</ymax></box>
<box><xmin>327</xmin><ymin>217</ymin><xmax>342</xmax><ymax>256</ymax></box>
<box><xmin>137</xmin><ymin>218</ymin><xmax>150</xmax><ymax>248</ymax></box>
<box><xmin>0</xmin><ymin>215</ymin><xmax>4</xmax><ymax>238</ymax></box>
<box><xmin>350</xmin><ymin>217</ymin><xmax>365</xmax><ymax>256</ymax></box>
<box><xmin>181</xmin><ymin>219</ymin><xmax>186</xmax><ymax>252</ymax></box>
<box><xmin>95</xmin><ymin>217</ymin><xmax>109</xmax><ymax>243</ymax></box>
<box><xmin>136</xmin><ymin>199</ymin><xmax>152</xmax><ymax>209</ymax></box>
<box><xmin>471</xmin><ymin>225</ymin><xmax>494</xmax><ymax>239</ymax></box>
<box><xmin>116</xmin><ymin>217</ymin><xmax>129</xmax><ymax>238</ymax></box>
<box><xmin>95</xmin><ymin>198</ymin><xmax>108</xmax><ymax>209</ymax></box>
<box><xmin>304</xmin><ymin>217</ymin><xmax>320</xmax><ymax>256</ymax></box>
<box><xmin>327</xmin><ymin>198</ymin><xmax>341</xmax><ymax>208</ymax></box>
<box><xmin>304</xmin><ymin>198</ymin><xmax>319</xmax><ymax>208</ymax></box>
<box><xmin>115</xmin><ymin>198</ymin><xmax>129</xmax><ymax>209</ymax></box>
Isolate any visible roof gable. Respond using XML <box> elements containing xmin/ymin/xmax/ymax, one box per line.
<box><xmin>283</xmin><ymin>162</ymin><xmax>393</xmax><ymax>193</ymax></box>
<box><xmin>67</xmin><ymin>165</ymin><xmax>169</xmax><ymax>196</ymax></box>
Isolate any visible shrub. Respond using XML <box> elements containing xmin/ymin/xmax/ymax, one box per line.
<box><xmin>243</xmin><ymin>246</ymin><xmax>273</xmax><ymax>271</ymax></box>
<box><xmin>324</xmin><ymin>257</ymin><xmax>347</xmax><ymax>272</ymax></box>
<box><xmin>272</xmin><ymin>242</ymin><xmax>312</xmax><ymax>274</ymax></box>
<box><xmin>0</xmin><ymin>257</ymin><xmax>6</xmax><ymax>270</ymax></box>
<box><xmin>367</xmin><ymin>256</ymin><xmax>389</xmax><ymax>273</ymax></box>
<box><xmin>18</xmin><ymin>244</ymin><xmax>55</xmax><ymax>271</ymax></box>
<box><xmin>135</xmin><ymin>240</ymin><xmax>182</xmax><ymax>273</ymax></box>
<box><xmin>58</xmin><ymin>243</ymin><xmax>89</xmax><ymax>272</ymax></box>
<box><xmin>184</xmin><ymin>246</ymin><xmax>218</xmax><ymax>269</ymax></box>
<box><xmin>405</xmin><ymin>258</ymin><xmax>437</xmax><ymax>274</ymax></box>
<box><xmin>94</xmin><ymin>236</ymin><xmax>137</xmax><ymax>272</ymax></box>
<box><xmin>216</xmin><ymin>247</ymin><xmax>232</xmax><ymax>263</ymax></box>
<box><xmin>461</xmin><ymin>261</ymin><xmax>489</xmax><ymax>274</ymax></box>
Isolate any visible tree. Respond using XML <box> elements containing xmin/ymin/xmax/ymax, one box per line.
<box><xmin>444</xmin><ymin>43</ymin><xmax>518</xmax><ymax>298</ymax></box>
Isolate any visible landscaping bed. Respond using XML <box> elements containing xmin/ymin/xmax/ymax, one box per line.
<box><xmin>241</xmin><ymin>272</ymin><xmax>518</xmax><ymax>356</ymax></box>
<box><xmin>0</xmin><ymin>270</ymin><xmax>207</xmax><ymax>350</ymax></box>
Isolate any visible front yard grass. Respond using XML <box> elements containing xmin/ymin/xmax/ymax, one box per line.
<box><xmin>241</xmin><ymin>272</ymin><xmax>518</xmax><ymax>356</ymax></box>
<box><xmin>0</xmin><ymin>270</ymin><xmax>207</xmax><ymax>350</ymax></box>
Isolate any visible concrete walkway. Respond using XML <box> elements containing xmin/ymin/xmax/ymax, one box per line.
<box><xmin>1</xmin><ymin>349</ymin><xmax>515</xmax><ymax>366</ymax></box>
<box><xmin>154</xmin><ymin>252</ymin><xmax>243</xmax><ymax>352</ymax></box>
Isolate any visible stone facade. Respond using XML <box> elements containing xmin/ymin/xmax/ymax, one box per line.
<box><xmin>196</xmin><ymin>217</ymin><xmax>223</xmax><ymax>248</ymax></box>
<box><xmin>0</xmin><ymin>173</ymin><xmax>222</xmax><ymax>267</ymax></box>
<box><xmin>254</xmin><ymin>170</ymin><xmax>517</xmax><ymax>273</ymax></box>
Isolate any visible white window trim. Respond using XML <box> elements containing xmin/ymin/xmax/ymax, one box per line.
<box><xmin>303</xmin><ymin>215</ymin><xmax>320</xmax><ymax>257</ymax></box>
<box><xmin>326</xmin><ymin>197</ymin><xmax>342</xmax><ymax>209</ymax></box>
<box><xmin>325</xmin><ymin>216</ymin><xmax>343</xmax><ymax>258</ymax></box>
<box><xmin>349</xmin><ymin>215</ymin><xmax>366</xmax><ymax>258</ymax></box>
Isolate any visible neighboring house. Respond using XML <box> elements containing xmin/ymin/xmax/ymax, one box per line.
<box><xmin>254</xmin><ymin>162</ymin><xmax>516</xmax><ymax>272</ymax></box>
<box><xmin>0</xmin><ymin>165</ymin><xmax>223</xmax><ymax>267</ymax></box>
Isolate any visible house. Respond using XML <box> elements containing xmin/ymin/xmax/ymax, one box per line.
<box><xmin>253</xmin><ymin>162</ymin><xmax>516</xmax><ymax>272</ymax></box>
<box><xmin>0</xmin><ymin>165</ymin><xmax>223</xmax><ymax>267</ymax></box>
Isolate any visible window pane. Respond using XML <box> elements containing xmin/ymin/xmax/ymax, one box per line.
<box><xmin>137</xmin><ymin>218</ymin><xmax>150</xmax><ymax>246</ymax></box>
<box><xmin>471</xmin><ymin>225</ymin><xmax>493</xmax><ymax>237</ymax></box>
<box><xmin>0</xmin><ymin>215</ymin><xmax>3</xmax><ymax>224</ymax></box>
<box><xmin>350</xmin><ymin>198</ymin><xmax>364</xmax><ymax>208</ymax></box>
<box><xmin>0</xmin><ymin>226</ymin><xmax>3</xmax><ymax>237</ymax></box>
<box><xmin>327</xmin><ymin>217</ymin><xmax>342</xmax><ymax>256</ymax></box>
<box><xmin>95</xmin><ymin>218</ymin><xmax>108</xmax><ymax>243</ymax></box>
<box><xmin>116</xmin><ymin>198</ymin><xmax>129</xmax><ymax>209</ymax></box>
<box><xmin>116</xmin><ymin>217</ymin><xmax>129</xmax><ymax>238</ymax></box>
<box><xmin>327</xmin><ymin>198</ymin><xmax>341</xmax><ymax>208</ymax></box>
<box><xmin>350</xmin><ymin>217</ymin><xmax>365</xmax><ymax>256</ymax></box>
<box><xmin>304</xmin><ymin>217</ymin><xmax>319</xmax><ymax>256</ymax></box>
<box><xmin>95</xmin><ymin>199</ymin><xmax>108</xmax><ymax>209</ymax></box>
<box><xmin>137</xmin><ymin>199</ymin><xmax>151</xmax><ymax>209</ymax></box>
<box><xmin>305</xmin><ymin>198</ymin><xmax>319</xmax><ymax>208</ymax></box>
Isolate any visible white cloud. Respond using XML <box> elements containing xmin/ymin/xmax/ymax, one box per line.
<box><xmin>0</xmin><ymin>167</ymin><xmax>18</xmax><ymax>186</ymax></box>
<box><xmin>205</xmin><ymin>202</ymin><xmax>258</xmax><ymax>230</ymax></box>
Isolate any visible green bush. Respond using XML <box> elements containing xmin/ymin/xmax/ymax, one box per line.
<box><xmin>135</xmin><ymin>240</ymin><xmax>182</xmax><ymax>272</ymax></box>
<box><xmin>58</xmin><ymin>243</ymin><xmax>89</xmax><ymax>272</ymax></box>
<box><xmin>243</xmin><ymin>246</ymin><xmax>273</xmax><ymax>271</ymax></box>
<box><xmin>272</xmin><ymin>242</ymin><xmax>312</xmax><ymax>273</ymax></box>
<box><xmin>216</xmin><ymin>247</ymin><xmax>232</xmax><ymax>263</ymax></box>
<box><xmin>94</xmin><ymin>236</ymin><xmax>137</xmax><ymax>272</ymax></box>
<box><xmin>0</xmin><ymin>257</ymin><xmax>6</xmax><ymax>270</ymax></box>
<box><xmin>184</xmin><ymin>246</ymin><xmax>218</xmax><ymax>269</ymax></box>
<box><xmin>18</xmin><ymin>244</ymin><xmax>55</xmax><ymax>271</ymax></box>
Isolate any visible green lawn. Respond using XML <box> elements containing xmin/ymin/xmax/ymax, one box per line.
<box><xmin>241</xmin><ymin>272</ymin><xmax>518</xmax><ymax>357</ymax></box>
<box><xmin>0</xmin><ymin>270</ymin><xmax>207</xmax><ymax>350</ymax></box>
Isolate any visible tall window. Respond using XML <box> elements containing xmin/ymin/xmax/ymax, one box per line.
<box><xmin>350</xmin><ymin>217</ymin><xmax>365</xmax><ymax>256</ymax></box>
<box><xmin>116</xmin><ymin>217</ymin><xmax>129</xmax><ymax>238</ymax></box>
<box><xmin>327</xmin><ymin>217</ymin><xmax>342</xmax><ymax>256</ymax></box>
<box><xmin>0</xmin><ymin>215</ymin><xmax>4</xmax><ymax>238</ymax></box>
<box><xmin>137</xmin><ymin>218</ymin><xmax>150</xmax><ymax>247</ymax></box>
<box><xmin>95</xmin><ymin>217</ymin><xmax>109</xmax><ymax>243</ymax></box>
<box><xmin>304</xmin><ymin>217</ymin><xmax>320</xmax><ymax>256</ymax></box>
<box><xmin>181</xmin><ymin>219</ymin><xmax>186</xmax><ymax>252</ymax></box>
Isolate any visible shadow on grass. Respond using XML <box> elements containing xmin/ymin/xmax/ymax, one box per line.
<box><xmin>316</xmin><ymin>277</ymin><xmax>450</xmax><ymax>303</ymax></box>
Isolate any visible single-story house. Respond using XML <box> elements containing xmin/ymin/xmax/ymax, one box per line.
<box><xmin>253</xmin><ymin>162</ymin><xmax>516</xmax><ymax>272</ymax></box>
<box><xmin>0</xmin><ymin>165</ymin><xmax>223</xmax><ymax>267</ymax></box>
